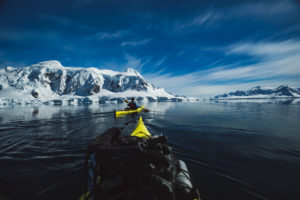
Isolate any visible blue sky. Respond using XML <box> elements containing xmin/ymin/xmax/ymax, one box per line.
<box><xmin>0</xmin><ymin>0</ymin><xmax>300</xmax><ymax>96</ymax></box>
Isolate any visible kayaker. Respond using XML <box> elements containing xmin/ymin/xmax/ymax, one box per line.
<box><xmin>127</xmin><ymin>97</ymin><xmax>138</xmax><ymax>110</ymax></box>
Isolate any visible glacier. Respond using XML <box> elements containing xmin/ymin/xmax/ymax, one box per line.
<box><xmin>0</xmin><ymin>60</ymin><xmax>194</xmax><ymax>105</ymax></box>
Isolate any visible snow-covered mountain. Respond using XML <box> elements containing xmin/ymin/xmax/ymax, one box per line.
<box><xmin>0</xmin><ymin>60</ymin><xmax>188</xmax><ymax>105</ymax></box>
<box><xmin>213</xmin><ymin>86</ymin><xmax>300</xmax><ymax>99</ymax></box>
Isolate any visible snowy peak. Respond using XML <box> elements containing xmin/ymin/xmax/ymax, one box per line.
<box><xmin>126</xmin><ymin>67</ymin><xmax>138</xmax><ymax>74</ymax></box>
<box><xmin>5</xmin><ymin>66</ymin><xmax>15</xmax><ymax>71</ymax></box>
<box><xmin>124</xmin><ymin>68</ymin><xmax>144</xmax><ymax>79</ymax></box>
<box><xmin>30</xmin><ymin>60</ymin><xmax>64</xmax><ymax>69</ymax></box>
<box><xmin>214</xmin><ymin>85</ymin><xmax>300</xmax><ymax>99</ymax></box>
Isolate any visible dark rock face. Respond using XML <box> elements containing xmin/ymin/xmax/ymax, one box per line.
<box><xmin>44</xmin><ymin>72</ymin><xmax>55</xmax><ymax>79</ymax></box>
<box><xmin>102</xmin><ymin>74</ymin><xmax>149</xmax><ymax>93</ymax></box>
<box><xmin>92</xmin><ymin>85</ymin><xmax>101</xmax><ymax>94</ymax></box>
<box><xmin>228</xmin><ymin>90</ymin><xmax>247</xmax><ymax>96</ymax></box>
<box><xmin>157</xmin><ymin>96</ymin><xmax>169</xmax><ymax>101</ymax></box>
<box><xmin>31</xmin><ymin>90</ymin><xmax>38</xmax><ymax>98</ymax></box>
<box><xmin>41</xmin><ymin>70</ymin><xmax>104</xmax><ymax>96</ymax></box>
<box><xmin>276</xmin><ymin>85</ymin><xmax>295</xmax><ymax>96</ymax></box>
<box><xmin>214</xmin><ymin>93</ymin><xmax>228</xmax><ymax>98</ymax></box>
<box><xmin>246</xmin><ymin>86</ymin><xmax>274</xmax><ymax>95</ymax></box>
<box><xmin>0</xmin><ymin>84</ymin><xmax>2</xmax><ymax>90</ymax></box>
<box><xmin>28</xmin><ymin>70</ymin><xmax>41</xmax><ymax>81</ymax></box>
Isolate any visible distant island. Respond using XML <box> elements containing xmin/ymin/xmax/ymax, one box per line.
<box><xmin>0</xmin><ymin>60</ymin><xmax>198</xmax><ymax>105</ymax></box>
<box><xmin>213</xmin><ymin>86</ymin><xmax>300</xmax><ymax>100</ymax></box>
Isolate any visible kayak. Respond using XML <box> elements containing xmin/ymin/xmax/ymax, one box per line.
<box><xmin>79</xmin><ymin>116</ymin><xmax>201</xmax><ymax>200</ymax></box>
<box><xmin>115</xmin><ymin>105</ymin><xmax>144</xmax><ymax>117</ymax></box>
<box><xmin>130</xmin><ymin>116</ymin><xmax>151</xmax><ymax>138</ymax></box>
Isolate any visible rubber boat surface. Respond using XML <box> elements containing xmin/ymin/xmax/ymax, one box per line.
<box><xmin>79</xmin><ymin>116</ymin><xmax>201</xmax><ymax>200</ymax></box>
<box><xmin>115</xmin><ymin>105</ymin><xmax>144</xmax><ymax>117</ymax></box>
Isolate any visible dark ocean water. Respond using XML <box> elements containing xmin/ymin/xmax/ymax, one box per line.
<box><xmin>0</xmin><ymin>100</ymin><xmax>300</xmax><ymax>200</ymax></box>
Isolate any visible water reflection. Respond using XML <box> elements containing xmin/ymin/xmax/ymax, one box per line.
<box><xmin>211</xmin><ymin>98</ymin><xmax>300</xmax><ymax>105</ymax></box>
<box><xmin>0</xmin><ymin>102</ymin><xmax>176</xmax><ymax>123</ymax></box>
<box><xmin>0</xmin><ymin>102</ymin><xmax>300</xmax><ymax>200</ymax></box>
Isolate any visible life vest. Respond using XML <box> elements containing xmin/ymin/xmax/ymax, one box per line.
<box><xmin>128</xmin><ymin>102</ymin><xmax>137</xmax><ymax>110</ymax></box>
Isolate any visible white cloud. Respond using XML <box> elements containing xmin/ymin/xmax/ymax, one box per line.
<box><xmin>145</xmin><ymin>72</ymin><xmax>198</xmax><ymax>89</ymax></box>
<box><xmin>121</xmin><ymin>38</ymin><xmax>152</xmax><ymax>47</ymax></box>
<box><xmin>123</xmin><ymin>53</ymin><xmax>142</xmax><ymax>69</ymax></box>
<box><xmin>172</xmin><ymin>11</ymin><xmax>221</xmax><ymax>32</ymax></box>
<box><xmin>168</xmin><ymin>0</ymin><xmax>299</xmax><ymax>33</ymax></box>
<box><xmin>229</xmin><ymin>40</ymin><xmax>300</xmax><ymax>58</ymax></box>
<box><xmin>100</xmin><ymin>53</ymin><xmax>151</xmax><ymax>72</ymax></box>
<box><xmin>153</xmin><ymin>56</ymin><xmax>168</xmax><ymax>68</ymax></box>
<box><xmin>175</xmin><ymin>79</ymin><xmax>300</xmax><ymax>97</ymax></box>
<box><xmin>144</xmin><ymin>40</ymin><xmax>300</xmax><ymax>97</ymax></box>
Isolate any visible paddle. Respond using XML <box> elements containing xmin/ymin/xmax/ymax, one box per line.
<box><xmin>124</xmin><ymin>99</ymin><xmax>149</xmax><ymax>112</ymax></box>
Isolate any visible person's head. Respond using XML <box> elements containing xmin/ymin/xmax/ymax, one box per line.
<box><xmin>131</xmin><ymin>97</ymin><xmax>135</xmax><ymax>101</ymax></box>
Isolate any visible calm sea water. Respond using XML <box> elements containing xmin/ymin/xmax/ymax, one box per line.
<box><xmin>0</xmin><ymin>100</ymin><xmax>300</xmax><ymax>200</ymax></box>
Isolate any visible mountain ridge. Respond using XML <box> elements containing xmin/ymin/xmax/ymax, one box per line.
<box><xmin>0</xmin><ymin>60</ymin><xmax>194</xmax><ymax>105</ymax></box>
<box><xmin>213</xmin><ymin>85</ymin><xmax>300</xmax><ymax>99</ymax></box>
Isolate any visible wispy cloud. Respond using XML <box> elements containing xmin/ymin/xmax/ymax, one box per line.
<box><xmin>144</xmin><ymin>72</ymin><xmax>198</xmax><ymax>90</ymax></box>
<box><xmin>153</xmin><ymin>56</ymin><xmax>168</xmax><ymax>68</ymax></box>
<box><xmin>123</xmin><ymin>53</ymin><xmax>153</xmax><ymax>72</ymax></box>
<box><xmin>100</xmin><ymin>53</ymin><xmax>152</xmax><ymax>72</ymax></box>
<box><xmin>145</xmin><ymin>39</ymin><xmax>300</xmax><ymax>97</ymax></box>
<box><xmin>209</xmin><ymin>40</ymin><xmax>300</xmax><ymax>81</ymax></box>
<box><xmin>171</xmin><ymin>79</ymin><xmax>300</xmax><ymax>97</ymax></box>
<box><xmin>173</xmin><ymin>11</ymin><xmax>220</xmax><ymax>31</ymax></box>
<box><xmin>228</xmin><ymin>40</ymin><xmax>300</xmax><ymax>58</ymax></box>
<box><xmin>121</xmin><ymin>38</ymin><xmax>152</xmax><ymax>47</ymax></box>
<box><xmin>123</xmin><ymin>53</ymin><xmax>143</xmax><ymax>69</ymax></box>
<box><xmin>88</xmin><ymin>30</ymin><xmax>130</xmax><ymax>40</ymax></box>
<box><xmin>168</xmin><ymin>0</ymin><xmax>299</xmax><ymax>33</ymax></box>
